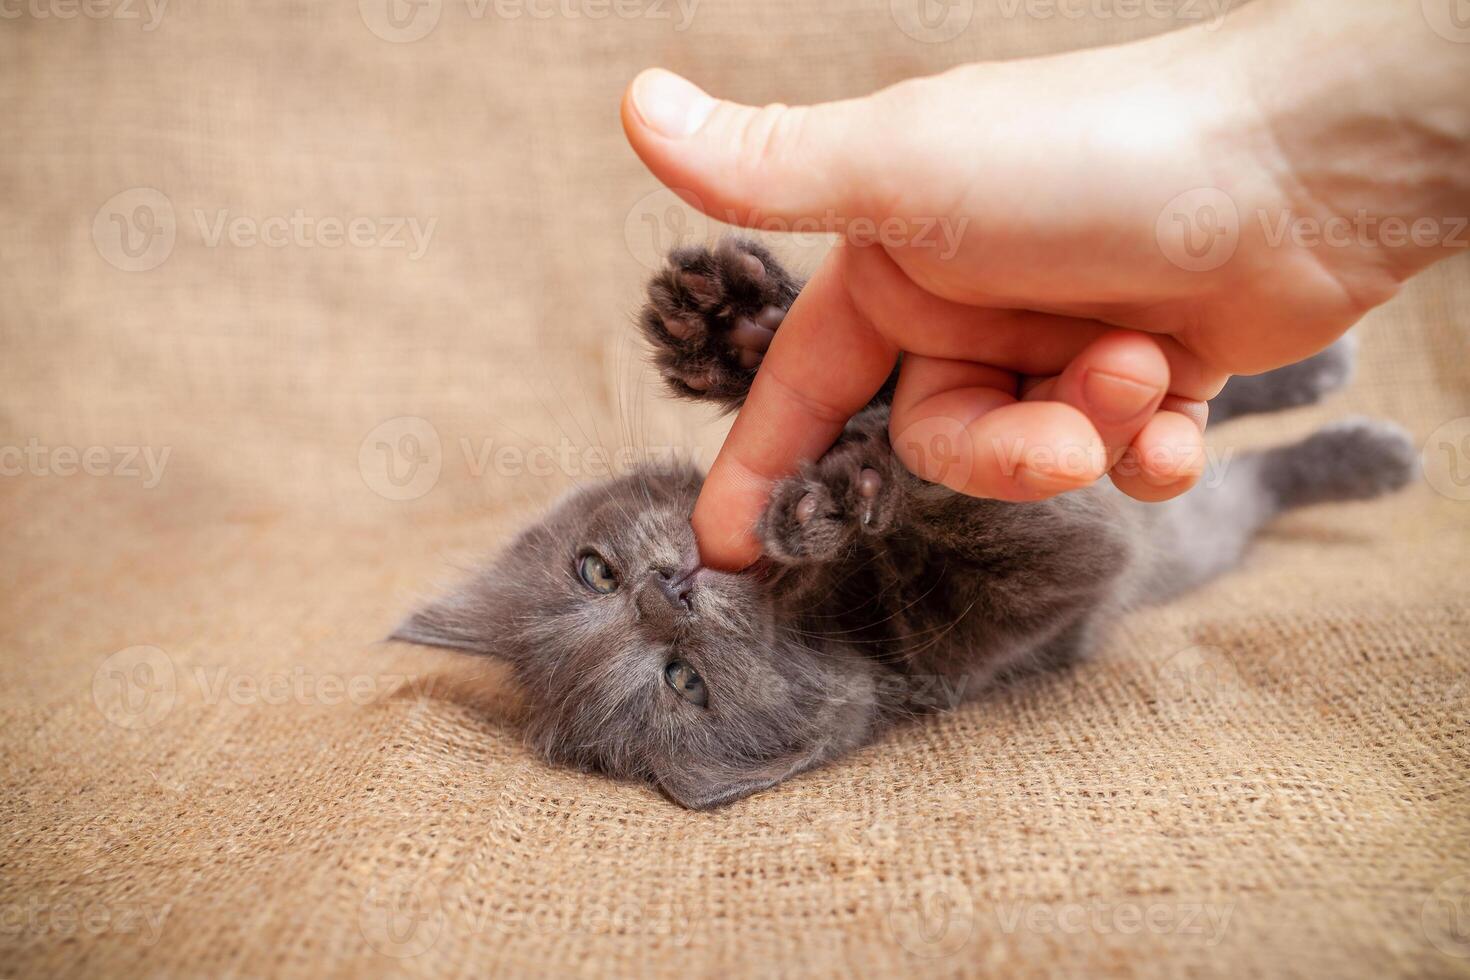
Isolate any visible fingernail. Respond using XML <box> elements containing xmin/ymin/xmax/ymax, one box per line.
<box><xmin>632</xmin><ymin>69</ymin><xmax>717</xmax><ymax>139</ymax></box>
<box><xmin>1082</xmin><ymin>370</ymin><xmax>1161</xmax><ymax>424</ymax></box>
<box><xmin>1015</xmin><ymin>465</ymin><xmax>1088</xmax><ymax>498</ymax></box>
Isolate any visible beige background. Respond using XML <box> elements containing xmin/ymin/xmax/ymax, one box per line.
<box><xmin>3</xmin><ymin>0</ymin><xmax>1468</xmax><ymax>976</ymax></box>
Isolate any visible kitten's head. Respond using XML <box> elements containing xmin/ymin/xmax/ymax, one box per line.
<box><xmin>392</xmin><ymin>464</ymin><xmax>879</xmax><ymax>809</ymax></box>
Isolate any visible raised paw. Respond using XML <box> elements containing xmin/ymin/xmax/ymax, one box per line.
<box><xmin>639</xmin><ymin>237</ymin><xmax>802</xmax><ymax>410</ymax></box>
<box><xmin>758</xmin><ymin>419</ymin><xmax>903</xmax><ymax>564</ymax></box>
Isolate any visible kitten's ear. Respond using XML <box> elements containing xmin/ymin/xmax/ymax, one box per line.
<box><xmin>658</xmin><ymin>751</ymin><xmax>820</xmax><ymax>811</ymax></box>
<box><xmin>389</xmin><ymin>592</ymin><xmax>501</xmax><ymax>657</ymax></box>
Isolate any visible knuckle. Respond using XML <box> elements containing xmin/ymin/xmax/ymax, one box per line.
<box><xmin>732</xmin><ymin>103</ymin><xmax>806</xmax><ymax>181</ymax></box>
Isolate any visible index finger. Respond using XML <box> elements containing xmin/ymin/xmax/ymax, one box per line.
<box><xmin>692</xmin><ymin>246</ymin><xmax>897</xmax><ymax>569</ymax></box>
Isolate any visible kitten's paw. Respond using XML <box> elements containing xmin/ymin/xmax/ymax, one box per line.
<box><xmin>1266</xmin><ymin>416</ymin><xmax>1416</xmax><ymax>508</ymax></box>
<box><xmin>1311</xmin><ymin>417</ymin><xmax>1416</xmax><ymax>499</ymax></box>
<box><xmin>639</xmin><ymin>238</ymin><xmax>801</xmax><ymax>409</ymax></box>
<box><xmin>1211</xmin><ymin>334</ymin><xmax>1358</xmax><ymax>426</ymax></box>
<box><xmin>758</xmin><ymin>416</ymin><xmax>902</xmax><ymax>563</ymax></box>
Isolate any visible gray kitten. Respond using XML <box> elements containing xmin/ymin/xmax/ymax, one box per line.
<box><xmin>393</xmin><ymin>239</ymin><xmax>1415</xmax><ymax>810</ymax></box>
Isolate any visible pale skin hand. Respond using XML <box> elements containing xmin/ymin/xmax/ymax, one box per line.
<box><xmin>621</xmin><ymin>0</ymin><xmax>1470</xmax><ymax>570</ymax></box>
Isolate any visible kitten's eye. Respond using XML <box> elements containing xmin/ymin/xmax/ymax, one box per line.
<box><xmin>577</xmin><ymin>552</ymin><xmax>618</xmax><ymax>594</ymax></box>
<box><xmin>664</xmin><ymin>660</ymin><xmax>708</xmax><ymax>708</ymax></box>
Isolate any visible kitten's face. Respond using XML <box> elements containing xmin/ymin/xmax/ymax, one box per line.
<box><xmin>394</xmin><ymin>465</ymin><xmax>880</xmax><ymax>809</ymax></box>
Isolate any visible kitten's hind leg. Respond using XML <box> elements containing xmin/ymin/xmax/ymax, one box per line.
<box><xmin>1137</xmin><ymin>416</ymin><xmax>1415</xmax><ymax>602</ymax></box>
<box><xmin>639</xmin><ymin>238</ymin><xmax>802</xmax><ymax>411</ymax></box>
<box><xmin>1209</xmin><ymin>334</ymin><xmax>1357</xmax><ymax>426</ymax></box>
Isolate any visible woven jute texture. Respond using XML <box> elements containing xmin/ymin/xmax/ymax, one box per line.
<box><xmin>2</xmin><ymin>1</ymin><xmax>1468</xmax><ymax>976</ymax></box>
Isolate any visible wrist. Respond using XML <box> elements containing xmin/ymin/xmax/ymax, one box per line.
<box><xmin>1211</xmin><ymin>0</ymin><xmax>1470</xmax><ymax>282</ymax></box>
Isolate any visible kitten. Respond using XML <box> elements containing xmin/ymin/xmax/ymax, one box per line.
<box><xmin>392</xmin><ymin>238</ymin><xmax>1416</xmax><ymax>810</ymax></box>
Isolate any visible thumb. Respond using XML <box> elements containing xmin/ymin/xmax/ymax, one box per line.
<box><xmin>621</xmin><ymin>68</ymin><xmax>902</xmax><ymax>228</ymax></box>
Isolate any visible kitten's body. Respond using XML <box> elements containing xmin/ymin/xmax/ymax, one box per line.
<box><xmin>395</xmin><ymin>240</ymin><xmax>1415</xmax><ymax>809</ymax></box>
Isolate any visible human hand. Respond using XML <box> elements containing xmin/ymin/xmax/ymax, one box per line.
<box><xmin>622</xmin><ymin>0</ymin><xmax>1470</xmax><ymax>569</ymax></box>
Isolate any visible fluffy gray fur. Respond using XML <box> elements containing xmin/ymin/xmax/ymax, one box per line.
<box><xmin>394</xmin><ymin>239</ymin><xmax>1416</xmax><ymax>810</ymax></box>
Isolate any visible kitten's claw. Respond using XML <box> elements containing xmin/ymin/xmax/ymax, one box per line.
<box><xmin>639</xmin><ymin>238</ymin><xmax>801</xmax><ymax>409</ymax></box>
<box><xmin>858</xmin><ymin>468</ymin><xmax>882</xmax><ymax>526</ymax></box>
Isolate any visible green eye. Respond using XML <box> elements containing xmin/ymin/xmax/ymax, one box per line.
<box><xmin>577</xmin><ymin>552</ymin><xmax>618</xmax><ymax>594</ymax></box>
<box><xmin>664</xmin><ymin>660</ymin><xmax>708</xmax><ymax>707</ymax></box>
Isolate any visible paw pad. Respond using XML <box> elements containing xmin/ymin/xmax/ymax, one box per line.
<box><xmin>737</xmin><ymin>252</ymin><xmax>765</xmax><ymax>283</ymax></box>
<box><xmin>795</xmin><ymin>493</ymin><xmax>819</xmax><ymax>524</ymax></box>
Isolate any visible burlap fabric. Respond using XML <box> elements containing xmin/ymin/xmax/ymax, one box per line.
<box><xmin>3</xmin><ymin>1</ymin><xmax>1468</xmax><ymax>976</ymax></box>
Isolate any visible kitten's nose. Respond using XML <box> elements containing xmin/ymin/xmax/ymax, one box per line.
<box><xmin>651</xmin><ymin>568</ymin><xmax>694</xmax><ymax>612</ymax></box>
<box><xmin>636</xmin><ymin>569</ymin><xmax>694</xmax><ymax>631</ymax></box>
